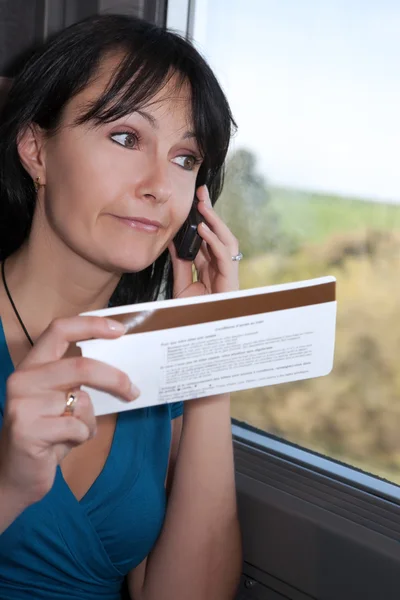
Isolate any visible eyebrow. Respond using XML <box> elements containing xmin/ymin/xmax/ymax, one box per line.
<box><xmin>137</xmin><ymin>109</ymin><xmax>197</xmax><ymax>141</ymax></box>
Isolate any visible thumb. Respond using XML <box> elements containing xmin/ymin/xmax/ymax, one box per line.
<box><xmin>168</xmin><ymin>241</ymin><xmax>194</xmax><ymax>298</ymax></box>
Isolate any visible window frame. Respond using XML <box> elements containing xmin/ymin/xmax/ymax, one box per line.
<box><xmin>233</xmin><ymin>420</ymin><xmax>400</xmax><ymax>503</ymax></box>
<box><xmin>166</xmin><ymin>0</ymin><xmax>193</xmax><ymax>37</ymax></box>
<box><xmin>233</xmin><ymin>419</ymin><xmax>400</xmax><ymax>599</ymax></box>
<box><xmin>44</xmin><ymin>0</ymin><xmax>168</xmax><ymax>37</ymax></box>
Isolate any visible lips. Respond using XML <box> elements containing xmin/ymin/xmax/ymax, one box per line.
<box><xmin>112</xmin><ymin>215</ymin><xmax>163</xmax><ymax>233</ymax></box>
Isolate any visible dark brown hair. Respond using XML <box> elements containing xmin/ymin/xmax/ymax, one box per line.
<box><xmin>0</xmin><ymin>14</ymin><xmax>235</xmax><ymax>305</ymax></box>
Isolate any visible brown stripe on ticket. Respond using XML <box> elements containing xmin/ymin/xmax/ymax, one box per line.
<box><xmin>110</xmin><ymin>281</ymin><xmax>335</xmax><ymax>336</ymax></box>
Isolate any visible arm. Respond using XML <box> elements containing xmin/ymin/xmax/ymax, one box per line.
<box><xmin>127</xmin><ymin>414</ymin><xmax>183</xmax><ymax>597</ymax></box>
<box><xmin>129</xmin><ymin>185</ymin><xmax>243</xmax><ymax>599</ymax></box>
<box><xmin>129</xmin><ymin>394</ymin><xmax>242</xmax><ymax>600</ymax></box>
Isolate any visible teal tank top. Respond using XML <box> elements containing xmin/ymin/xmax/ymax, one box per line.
<box><xmin>0</xmin><ymin>318</ymin><xmax>183</xmax><ymax>599</ymax></box>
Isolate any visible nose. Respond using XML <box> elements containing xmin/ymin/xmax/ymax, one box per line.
<box><xmin>136</xmin><ymin>156</ymin><xmax>172</xmax><ymax>205</ymax></box>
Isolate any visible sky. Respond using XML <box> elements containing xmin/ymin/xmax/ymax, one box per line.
<box><xmin>191</xmin><ymin>0</ymin><xmax>400</xmax><ymax>203</ymax></box>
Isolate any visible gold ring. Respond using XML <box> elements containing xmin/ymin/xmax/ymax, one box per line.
<box><xmin>64</xmin><ymin>391</ymin><xmax>78</xmax><ymax>416</ymax></box>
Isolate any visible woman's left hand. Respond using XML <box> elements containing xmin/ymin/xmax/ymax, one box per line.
<box><xmin>169</xmin><ymin>185</ymin><xmax>240</xmax><ymax>299</ymax></box>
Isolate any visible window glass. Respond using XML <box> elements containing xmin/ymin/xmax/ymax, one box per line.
<box><xmin>192</xmin><ymin>0</ymin><xmax>400</xmax><ymax>484</ymax></box>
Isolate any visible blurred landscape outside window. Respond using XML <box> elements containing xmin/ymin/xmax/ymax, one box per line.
<box><xmin>191</xmin><ymin>0</ymin><xmax>400</xmax><ymax>484</ymax></box>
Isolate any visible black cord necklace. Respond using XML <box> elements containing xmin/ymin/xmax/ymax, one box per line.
<box><xmin>1</xmin><ymin>260</ymin><xmax>34</xmax><ymax>346</ymax></box>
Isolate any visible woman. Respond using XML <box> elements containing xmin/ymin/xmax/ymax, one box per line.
<box><xmin>0</xmin><ymin>13</ymin><xmax>242</xmax><ymax>600</ymax></box>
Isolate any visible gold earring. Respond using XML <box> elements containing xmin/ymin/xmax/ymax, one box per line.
<box><xmin>33</xmin><ymin>176</ymin><xmax>41</xmax><ymax>192</ymax></box>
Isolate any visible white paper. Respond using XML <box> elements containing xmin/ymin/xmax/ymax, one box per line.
<box><xmin>77</xmin><ymin>276</ymin><xmax>336</xmax><ymax>416</ymax></box>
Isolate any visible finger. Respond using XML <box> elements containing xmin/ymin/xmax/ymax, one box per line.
<box><xmin>39</xmin><ymin>416</ymin><xmax>91</xmax><ymax>447</ymax></box>
<box><xmin>53</xmin><ymin>443</ymin><xmax>75</xmax><ymax>464</ymax></box>
<box><xmin>20</xmin><ymin>316</ymin><xmax>127</xmax><ymax>369</ymax></box>
<box><xmin>197</xmin><ymin>185</ymin><xmax>238</xmax><ymax>251</ymax></box>
<box><xmin>197</xmin><ymin>222</ymin><xmax>234</xmax><ymax>276</ymax></box>
<box><xmin>193</xmin><ymin>236</ymin><xmax>217</xmax><ymax>277</ymax></box>
<box><xmin>5</xmin><ymin>386</ymin><xmax>93</xmax><ymax>422</ymax></box>
<box><xmin>8</xmin><ymin>357</ymin><xmax>140</xmax><ymax>403</ymax></box>
<box><xmin>193</xmin><ymin>243</ymin><xmax>210</xmax><ymax>275</ymax></box>
<box><xmin>195</xmin><ymin>237</ymin><xmax>212</xmax><ymax>264</ymax></box>
<box><xmin>196</xmin><ymin>184</ymin><xmax>212</xmax><ymax>206</ymax></box>
<box><xmin>65</xmin><ymin>391</ymin><xmax>97</xmax><ymax>439</ymax></box>
<box><xmin>197</xmin><ymin>200</ymin><xmax>239</xmax><ymax>253</ymax></box>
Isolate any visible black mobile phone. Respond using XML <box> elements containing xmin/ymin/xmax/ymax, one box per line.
<box><xmin>173</xmin><ymin>197</ymin><xmax>205</xmax><ymax>260</ymax></box>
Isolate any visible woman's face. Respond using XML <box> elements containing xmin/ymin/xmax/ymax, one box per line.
<box><xmin>35</xmin><ymin>58</ymin><xmax>203</xmax><ymax>274</ymax></box>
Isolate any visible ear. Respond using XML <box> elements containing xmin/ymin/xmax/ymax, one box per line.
<box><xmin>17</xmin><ymin>124</ymin><xmax>47</xmax><ymax>185</ymax></box>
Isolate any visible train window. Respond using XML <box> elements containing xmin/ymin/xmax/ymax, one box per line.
<box><xmin>0</xmin><ymin>0</ymin><xmax>167</xmax><ymax>79</ymax></box>
<box><xmin>190</xmin><ymin>0</ymin><xmax>400</xmax><ymax>485</ymax></box>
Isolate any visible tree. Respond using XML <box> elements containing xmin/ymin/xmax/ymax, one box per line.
<box><xmin>216</xmin><ymin>148</ymin><xmax>293</xmax><ymax>258</ymax></box>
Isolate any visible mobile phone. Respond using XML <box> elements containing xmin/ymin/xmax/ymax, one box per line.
<box><xmin>173</xmin><ymin>196</ymin><xmax>205</xmax><ymax>260</ymax></box>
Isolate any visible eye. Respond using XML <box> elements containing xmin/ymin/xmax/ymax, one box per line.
<box><xmin>172</xmin><ymin>155</ymin><xmax>200</xmax><ymax>171</ymax></box>
<box><xmin>110</xmin><ymin>132</ymin><xmax>138</xmax><ymax>149</ymax></box>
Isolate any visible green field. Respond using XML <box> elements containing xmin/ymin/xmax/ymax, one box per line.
<box><xmin>223</xmin><ymin>184</ymin><xmax>400</xmax><ymax>485</ymax></box>
<box><xmin>269</xmin><ymin>187</ymin><xmax>400</xmax><ymax>243</ymax></box>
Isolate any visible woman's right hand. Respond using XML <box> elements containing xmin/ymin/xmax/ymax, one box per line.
<box><xmin>0</xmin><ymin>316</ymin><xmax>138</xmax><ymax>509</ymax></box>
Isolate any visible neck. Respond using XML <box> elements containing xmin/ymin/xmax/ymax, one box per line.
<box><xmin>2</xmin><ymin>225</ymin><xmax>121</xmax><ymax>342</ymax></box>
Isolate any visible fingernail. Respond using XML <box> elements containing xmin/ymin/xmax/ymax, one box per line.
<box><xmin>106</xmin><ymin>319</ymin><xmax>126</xmax><ymax>333</ymax></box>
<box><xmin>201</xmin><ymin>222</ymin><xmax>210</xmax><ymax>231</ymax></box>
<box><xmin>130</xmin><ymin>383</ymin><xmax>141</xmax><ymax>400</ymax></box>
